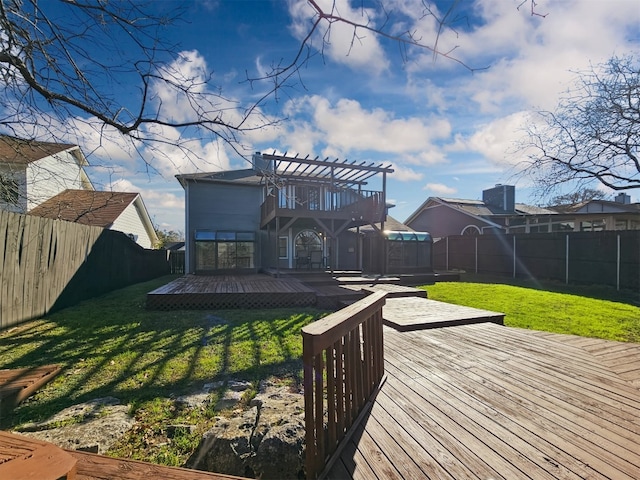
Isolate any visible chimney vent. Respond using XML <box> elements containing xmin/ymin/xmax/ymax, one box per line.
<box><xmin>615</xmin><ymin>193</ymin><xmax>631</xmax><ymax>204</ymax></box>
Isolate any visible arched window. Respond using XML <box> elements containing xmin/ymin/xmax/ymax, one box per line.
<box><xmin>461</xmin><ymin>225</ymin><xmax>481</xmax><ymax>236</ymax></box>
<box><xmin>294</xmin><ymin>230</ymin><xmax>322</xmax><ymax>255</ymax></box>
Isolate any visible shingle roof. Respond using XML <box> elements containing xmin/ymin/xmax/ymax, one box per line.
<box><xmin>0</xmin><ymin>135</ymin><xmax>76</xmax><ymax>165</ymax></box>
<box><xmin>28</xmin><ymin>189</ymin><xmax>139</xmax><ymax>227</ymax></box>
<box><xmin>176</xmin><ymin>169</ymin><xmax>264</xmax><ymax>187</ymax></box>
<box><xmin>436</xmin><ymin>197</ymin><xmax>557</xmax><ymax>216</ymax></box>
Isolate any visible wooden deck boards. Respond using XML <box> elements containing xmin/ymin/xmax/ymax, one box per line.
<box><xmin>0</xmin><ymin>364</ymin><xmax>62</xmax><ymax>416</ymax></box>
<box><xmin>68</xmin><ymin>450</ymin><xmax>246</xmax><ymax>480</ymax></box>
<box><xmin>382</xmin><ymin>296</ymin><xmax>505</xmax><ymax>331</ymax></box>
<box><xmin>146</xmin><ymin>275</ymin><xmax>317</xmax><ymax>310</ymax></box>
<box><xmin>326</xmin><ymin>323</ymin><xmax>640</xmax><ymax>479</ymax></box>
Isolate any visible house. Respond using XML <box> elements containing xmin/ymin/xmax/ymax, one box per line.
<box><xmin>550</xmin><ymin>193</ymin><xmax>640</xmax><ymax>231</ymax></box>
<box><xmin>405</xmin><ymin>184</ymin><xmax>640</xmax><ymax>238</ymax></box>
<box><xmin>0</xmin><ymin>135</ymin><xmax>94</xmax><ymax>213</ymax></box>
<box><xmin>405</xmin><ymin>185</ymin><xmax>556</xmax><ymax>238</ymax></box>
<box><xmin>175</xmin><ymin>152</ymin><xmax>433</xmax><ymax>275</ymax></box>
<box><xmin>28</xmin><ymin>189</ymin><xmax>158</xmax><ymax>249</ymax></box>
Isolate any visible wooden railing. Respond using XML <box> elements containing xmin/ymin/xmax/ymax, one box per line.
<box><xmin>302</xmin><ymin>291</ymin><xmax>386</xmax><ymax>479</ymax></box>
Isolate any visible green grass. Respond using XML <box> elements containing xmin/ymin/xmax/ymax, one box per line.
<box><xmin>423</xmin><ymin>276</ymin><xmax>640</xmax><ymax>343</ymax></box>
<box><xmin>0</xmin><ymin>275</ymin><xmax>326</xmax><ymax>465</ymax></box>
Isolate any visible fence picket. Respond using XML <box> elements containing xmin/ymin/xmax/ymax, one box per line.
<box><xmin>0</xmin><ymin>211</ymin><xmax>170</xmax><ymax>329</ymax></box>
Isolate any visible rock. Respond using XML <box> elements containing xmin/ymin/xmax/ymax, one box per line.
<box><xmin>187</xmin><ymin>381</ymin><xmax>306</xmax><ymax>479</ymax></box>
<box><xmin>16</xmin><ymin>398</ymin><xmax>134</xmax><ymax>454</ymax></box>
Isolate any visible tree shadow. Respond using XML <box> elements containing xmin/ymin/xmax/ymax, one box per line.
<box><xmin>0</xmin><ymin>296</ymin><xmax>324</xmax><ymax>429</ymax></box>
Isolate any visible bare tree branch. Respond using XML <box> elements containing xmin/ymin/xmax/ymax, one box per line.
<box><xmin>520</xmin><ymin>54</ymin><xmax>640</xmax><ymax>199</ymax></box>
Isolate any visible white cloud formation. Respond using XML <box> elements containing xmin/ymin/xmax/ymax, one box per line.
<box><xmin>389</xmin><ymin>163</ymin><xmax>424</xmax><ymax>182</ymax></box>
<box><xmin>449</xmin><ymin>111</ymin><xmax>531</xmax><ymax>167</ymax></box>
<box><xmin>287</xmin><ymin>0</ymin><xmax>390</xmax><ymax>75</ymax></box>
<box><xmin>424</xmin><ymin>183</ymin><xmax>457</xmax><ymax>195</ymax></box>
<box><xmin>282</xmin><ymin>95</ymin><xmax>451</xmax><ymax>160</ymax></box>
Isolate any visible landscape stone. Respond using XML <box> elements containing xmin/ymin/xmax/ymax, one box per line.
<box><xmin>16</xmin><ymin>398</ymin><xmax>134</xmax><ymax>454</ymax></box>
<box><xmin>187</xmin><ymin>381</ymin><xmax>306</xmax><ymax>479</ymax></box>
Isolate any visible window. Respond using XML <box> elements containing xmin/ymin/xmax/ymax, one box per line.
<box><xmin>278</xmin><ymin>236</ymin><xmax>289</xmax><ymax>259</ymax></box>
<box><xmin>0</xmin><ymin>173</ymin><xmax>19</xmax><ymax>205</ymax></box>
<box><xmin>194</xmin><ymin>230</ymin><xmax>256</xmax><ymax>272</ymax></box>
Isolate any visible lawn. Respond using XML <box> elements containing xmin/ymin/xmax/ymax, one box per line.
<box><xmin>423</xmin><ymin>275</ymin><xmax>640</xmax><ymax>343</ymax></box>
<box><xmin>0</xmin><ymin>275</ymin><xmax>326</xmax><ymax>465</ymax></box>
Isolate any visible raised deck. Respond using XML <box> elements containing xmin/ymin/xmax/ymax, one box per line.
<box><xmin>325</xmin><ymin>323</ymin><xmax>640</xmax><ymax>479</ymax></box>
<box><xmin>382</xmin><ymin>296</ymin><xmax>505</xmax><ymax>331</ymax></box>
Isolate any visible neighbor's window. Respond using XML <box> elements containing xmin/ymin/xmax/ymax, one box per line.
<box><xmin>0</xmin><ymin>173</ymin><xmax>19</xmax><ymax>204</ymax></box>
<box><xmin>278</xmin><ymin>236</ymin><xmax>288</xmax><ymax>258</ymax></box>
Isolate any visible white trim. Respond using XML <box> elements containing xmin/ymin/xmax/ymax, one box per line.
<box><xmin>461</xmin><ymin>225</ymin><xmax>481</xmax><ymax>236</ymax></box>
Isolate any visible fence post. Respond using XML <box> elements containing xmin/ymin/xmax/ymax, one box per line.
<box><xmin>565</xmin><ymin>234</ymin><xmax>570</xmax><ymax>285</ymax></box>
<box><xmin>475</xmin><ymin>237</ymin><xmax>478</xmax><ymax>274</ymax></box>
<box><xmin>512</xmin><ymin>236</ymin><xmax>516</xmax><ymax>278</ymax></box>
<box><xmin>446</xmin><ymin>236</ymin><xmax>449</xmax><ymax>271</ymax></box>
<box><xmin>617</xmin><ymin>234</ymin><xmax>621</xmax><ymax>291</ymax></box>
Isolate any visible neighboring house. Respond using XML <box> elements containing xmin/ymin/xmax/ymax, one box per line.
<box><xmin>29</xmin><ymin>189</ymin><xmax>158</xmax><ymax>249</ymax></box>
<box><xmin>550</xmin><ymin>193</ymin><xmax>640</xmax><ymax>232</ymax></box>
<box><xmin>405</xmin><ymin>184</ymin><xmax>640</xmax><ymax>238</ymax></box>
<box><xmin>0</xmin><ymin>134</ymin><xmax>94</xmax><ymax>213</ymax></box>
<box><xmin>177</xmin><ymin>152</ymin><xmax>412</xmax><ymax>274</ymax></box>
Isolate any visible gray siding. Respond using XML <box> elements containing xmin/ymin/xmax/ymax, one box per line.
<box><xmin>186</xmin><ymin>181</ymin><xmax>262</xmax><ymax>273</ymax></box>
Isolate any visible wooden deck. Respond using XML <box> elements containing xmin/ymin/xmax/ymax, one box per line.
<box><xmin>0</xmin><ymin>364</ymin><xmax>62</xmax><ymax>417</ymax></box>
<box><xmin>146</xmin><ymin>274</ymin><xmax>317</xmax><ymax>310</ymax></box>
<box><xmin>68</xmin><ymin>450</ymin><xmax>246</xmax><ymax>480</ymax></box>
<box><xmin>382</xmin><ymin>296</ymin><xmax>505</xmax><ymax>331</ymax></box>
<box><xmin>326</xmin><ymin>323</ymin><xmax>640</xmax><ymax>479</ymax></box>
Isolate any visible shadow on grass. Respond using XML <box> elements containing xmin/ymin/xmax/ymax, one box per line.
<box><xmin>0</xmin><ymin>276</ymin><xmax>326</xmax><ymax>428</ymax></box>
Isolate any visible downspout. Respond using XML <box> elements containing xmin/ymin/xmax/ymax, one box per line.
<box><xmin>184</xmin><ymin>181</ymin><xmax>191</xmax><ymax>274</ymax></box>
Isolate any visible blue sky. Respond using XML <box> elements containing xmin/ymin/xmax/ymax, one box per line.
<box><xmin>26</xmin><ymin>1</ymin><xmax>640</xmax><ymax>232</ymax></box>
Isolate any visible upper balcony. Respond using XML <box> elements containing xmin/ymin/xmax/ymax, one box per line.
<box><xmin>255</xmin><ymin>152</ymin><xmax>394</xmax><ymax>229</ymax></box>
<box><xmin>260</xmin><ymin>186</ymin><xmax>386</xmax><ymax>228</ymax></box>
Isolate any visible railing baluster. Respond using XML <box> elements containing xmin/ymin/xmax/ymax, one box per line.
<box><xmin>302</xmin><ymin>291</ymin><xmax>386</xmax><ymax>479</ymax></box>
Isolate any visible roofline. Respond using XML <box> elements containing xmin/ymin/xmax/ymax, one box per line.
<box><xmin>131</xmin><ymin>194</ymin><xmax>159</xmax><ymax>245</ymax></box>
<box><xmin>405</xmin><ymin>197</ymin><xmax>504</xmax><ymax>229</ymax></box>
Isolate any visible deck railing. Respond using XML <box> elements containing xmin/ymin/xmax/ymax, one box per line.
<box><xmin>302</xmin><ymin>291</ymin><xmax>386</xmax><ymax>479</ymax></box>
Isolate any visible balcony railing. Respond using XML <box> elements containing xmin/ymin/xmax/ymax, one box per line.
<box><xmin>261</xmin><ymin>187</ymin><xmax>385</xmax><ymax>226</ymax></box>
<box><xmin>302</xmin><ymin>291</ymin><xmax>386</xmax><ymax>479</ymax></box>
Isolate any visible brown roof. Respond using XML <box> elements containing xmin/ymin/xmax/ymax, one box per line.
<box><xmin>0</xmin><ymin>135</ymin><xmax>77</xmax><ymax>165</ymax></box>
<box><xmin>28</xmin><ymin>190</ymin><xmax>139</xmax><ymax>227</ymax></box>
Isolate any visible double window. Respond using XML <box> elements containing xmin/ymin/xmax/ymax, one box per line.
<box><xmin>194</xmin><ymin>231</ymin><xmax>255</xmax><ymax>272</ymax></box>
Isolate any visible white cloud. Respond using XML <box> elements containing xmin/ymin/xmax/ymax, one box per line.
<box><xmin>287</xmin><ymin>0</ymin><xmax>390</xmax><ymax>75</ymax></box>
<box><xmin>424</xmin><ymin>183</ymin><xmax>457</xmax><ymax>195</ymax></box>
<box><xmin>389</xmin><ymin>163</ymin><xmax>424</xmax><ymax>182</ymax></box>
<box><xmin>449</xmin><ymin>111</ymin><xmax>531</xmax><ymax>167</ymax></box>
<box><xmin>283</xmin><ymin>95</ymin><xmax>451</xmax><ymax>158</ymax></box>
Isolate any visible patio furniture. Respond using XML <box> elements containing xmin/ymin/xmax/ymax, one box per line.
<box><xmin>309</xmin><ymin>250</ymin><xmax>324</xmax><ymax>269</ymax></box>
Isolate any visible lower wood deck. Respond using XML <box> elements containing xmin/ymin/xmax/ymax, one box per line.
<box><xmin>146</xmin><ymin>274</ymin><xmax>317</xmax><ymax>310</ymax></box>
<box><xmin>326</xmin><ymin>323</ymin><xmax>640</xmax><ymax>479</ymax></box>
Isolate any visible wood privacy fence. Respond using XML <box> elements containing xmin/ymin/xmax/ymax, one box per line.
<box><xmin>434</xmin><ymin>231</ymin><xmax>640</xmax><ymax>291</ymax></box>
<box><xmin>0</xmin><ymin>210</ymin><xmax>169</xmax><ymax>329</ymax></box>
<box><xmin>302</xmin><ymin>291</ymin><xmax>386</xmax><ymax>480</ymax></box>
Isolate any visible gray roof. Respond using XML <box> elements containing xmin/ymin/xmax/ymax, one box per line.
<box><xmin>176</xmin><ymin>169</ymin><xmax>264</xmax><ymax>188</ymax></box>
<box><xmin>436</xmin><ymin>197</ymin><xmax>557</xmax><ymax>216</ymax></box>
